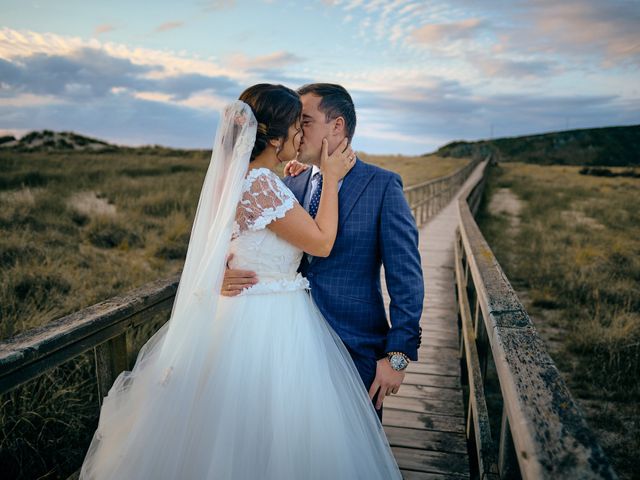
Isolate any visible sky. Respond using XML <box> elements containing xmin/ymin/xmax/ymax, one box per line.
<box><xmin>1</xmin><ymin>0</ymin><xmax>639</xmax><ymax>155</ymax></box>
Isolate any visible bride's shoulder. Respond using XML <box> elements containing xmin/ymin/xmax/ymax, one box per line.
<box><xmin>238</xmin><ymin>167</ymin><xmax>296</xmax><ymax>230</ymax></box>
<box><xmin>244</xmin><ymin>167</ymin><xmax>288</xmax><ymax>191</ymax></box>
<box><xmin>244</xmin><ymin>166</ymin><xmax>280</xmax><ymax>183</ymax></box>
<box><xmin>242</xmin><ymin>167</ymin><xmax>295</xmax><ymax>202</ymax></box>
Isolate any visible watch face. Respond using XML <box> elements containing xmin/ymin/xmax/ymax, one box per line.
<box><xmin>390</xmin><ymin>354</ymin><xmax>407</xmax><ymax>371</ymax></box>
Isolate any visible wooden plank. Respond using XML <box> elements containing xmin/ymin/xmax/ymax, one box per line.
<box><xmin>392</xmin><ymin>446</ymin><xmax>470</xmax><ymax>477</ymax></box>
<box><xmin>394</xmin><ymin>383</ymin><xmax>463</xmax><ymax>404</ymax></box>
<box><xmin>406</xmin><ymin>361</ymin><xmax>460</xmax><ymax>377</ymax></box>
<box><xmin>385</xmin><ymin>159</ymin><xmax>488</xmax><ymax>479</ymax></box>
<box><xmin>417</xmin><ymin>345</ymin><xmax>460</xmax><ymax>362</ymax></box>
<box><xmin>413</xmin><ymin>335</ymin><xmax>459</xmax><ymax>349</ymax></box>
<box><xmin>400</xmin><ymin>470</ymin><xmax>468</xmax><ymax>480</ymax></box>
<box><xmin>385</xmin><ymin>395</ymin><xmax>464</xmax><ymax>418</ymax></box>
<box><xmin>403</xmin><ymin>372</ymin><xmax>460</xmax><ymax>389</ymax></box>
<box><xmin>383</xmin><ymin>408</ymin><xmax>465</xmax><ymax>434</ymax></box>
<box><xmin>417</xmin><ymin>325</ymin><xmax>458</xmax><ymax>335</ymax></box>
<box><xmin>386</xmin><ymin>426</ymin><xmax>467</xmax><ymax>453</ymax></box>
<box><xmin>398</xmin><ymin>378</ymin><xmax>462</xmax><ymax>402</ymax></box>
<box><xmin>421</xmin><ymin>316</ymin><xmax>456</xmax><ymax>324</ymax></box>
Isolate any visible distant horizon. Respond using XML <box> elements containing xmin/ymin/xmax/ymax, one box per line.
<box><xmin>2</xmin><ymin>122</ymin><xmax>638</xmax><ymax>156</ymax></box>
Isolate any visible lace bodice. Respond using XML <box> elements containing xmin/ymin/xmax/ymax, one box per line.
<box><xmin>229</xmin><ymin>168</ymin><xmax>309</xmax><ymax>295</ymax></box>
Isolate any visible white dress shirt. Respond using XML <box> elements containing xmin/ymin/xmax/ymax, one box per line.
<box><xmin>303</xmin><ymin>165</ymin><xmax>344</xmax><ymax>209</ymax></box>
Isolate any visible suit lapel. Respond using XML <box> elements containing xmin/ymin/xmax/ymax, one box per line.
<box><xmin>337</xmin><ymin>158</ymin><xmax>372</xmax><ymax>230</ymax></box>
<box><xmin>283</xmin><ymin>168</ymin><xmax>312</xmax><ymax>205</ymax></box>
<box><xmin>309</xmin><ymin>158</ymin><xmax>372</xmax><ymax>267</ymax></box>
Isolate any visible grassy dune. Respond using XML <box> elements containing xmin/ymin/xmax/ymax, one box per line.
<box><xmin>438</xmin><ymin>124</ymin><xmax>640</xmax><ymax>166</ymax></box>
<box><xmin>477</xmin><ymin>162</ymin><xmax>640</xmax><ymax>479</ymax></box>
<box><xmin>0</xmin><ymin>148</ymin><xmax>468</xmax><ymax>479</ymax></box>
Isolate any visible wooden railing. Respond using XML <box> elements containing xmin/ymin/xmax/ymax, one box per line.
<box><xmin>0</xmin><ymin>157</ymin><xmax>481</xmax><ymax>478</ymax></box>
<box><xmin>405</xmin><ymin>156</ymin><xmax>480</xmax><ymax>226</ymax></box>
<box><xmin>0</xmin><ymin>274</ymin><xmax>180</xmax><ymax>403</ymax></box>
<box><xmin>454</xmin><ymin>158</ymin><xmax>617</xmax><ymax>479</ymax></box>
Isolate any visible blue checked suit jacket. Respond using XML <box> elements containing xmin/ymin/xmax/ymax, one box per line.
<box><xmin>283</xmin><ymin>158</ymin><xmax>423</xmax><ymax>363</ymax></box>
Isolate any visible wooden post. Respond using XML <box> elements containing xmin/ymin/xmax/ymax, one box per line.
<box><xmin>498</xmin><ymin>406</ymin><xmax>520</xmax><ymax>479</ymax></box>
<box><xmin>94</xmin><ymin>332</ymin><xmax>128</xmax><ymax>408</ymax></box>
<box><xmin>474</xmin><ymin>299</ymin><xmax>489</xmax><ymax>379</ymax></box>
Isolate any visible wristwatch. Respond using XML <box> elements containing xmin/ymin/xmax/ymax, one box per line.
<box><xmin>386</xmin><ymin>351</ymin><xmax>410</xmax><ymax>371</ymax></box>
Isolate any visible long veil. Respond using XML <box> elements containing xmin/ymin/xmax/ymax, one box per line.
<box><xmin>80</xmin><ymin>100</ymin><xmax>257</xmax><ymax>478</ymax></box>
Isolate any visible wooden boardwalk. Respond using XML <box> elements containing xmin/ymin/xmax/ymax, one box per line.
<box><xmin>381</xmin><ymin>162</ymin><xmax>486</xmax><ymax>479</ymax></box>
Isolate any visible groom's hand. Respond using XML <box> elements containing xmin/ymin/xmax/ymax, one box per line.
<box><xmin>369</xmin><ymin>358</ymin><xmax>406</xmax><ymax>410</ymax></box>
<box><xmin>220</xmin><ymin>254</ymin><xmax>258</xmax><ymax>296</ymax></box>
<box><xmin>283</xmin><ymin>159</ymin><xmax>309</xmax><ymax>177</ymax></box>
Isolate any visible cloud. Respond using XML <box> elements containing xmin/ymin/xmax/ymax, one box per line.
<box><xmin>227</xmin><ymin>51</ymin><xmax>305</xmax><ymax>73</ymax></box>
<box><xmin>94</xmin><ymin>24</ymin><xmax>116</xmax><ymax>35</ymax></box>
<box><xmin>0</xmin><ymin>93</ymin><xmax>221</xmax><ymax>148</ymax></box>
<box><xmin>411</xmin><ymin>18</ymin><xmax>485</xmax><ymax>45</ymax></box>
<box><xmin>154</xmin><ymin>73</ymin><xmax>238</xmax><ymax>100</ymax></box>
<box><xmin>0</xmin><ymin>48</ymin><xmax>157</xmax><ymax>99</ymax></box>
<box><xmin>471</xmin><ymin>55</ymin><xmax>558</xmax><ymax>78</ymax></box>
<box><xmin>349</xmin><ymin>79</ymin><xmax>640</xmax><ymax>153</ymax></box>
<box><xmin>155</xmin><ymin>21</ymin><xmax>185</xmax><ymax>33</ymax></box>
<box><xmin>0</xmin><ymin>28</ymin><xmax>220</xmax><ymax>79</ymax></box>
<box><xmin>202</xmin><ymin>0</ymin><xmax>236</xmax><ymax>11</ymax></box>
<box><xmin>495</xmin><ymin>0</ymin><xmax>640</xmax><ymax>67</ymax></box>
<box><xmin>0</xmin><ymin>47</ymin><xmax>241</xmax><ymax>102</ymax></box>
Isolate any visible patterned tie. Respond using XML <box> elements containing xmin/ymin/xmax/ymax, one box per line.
<box><xmin>308</xmin><ymin>172</ymin><xmax>323</xmax><ymax>218</ymax></box>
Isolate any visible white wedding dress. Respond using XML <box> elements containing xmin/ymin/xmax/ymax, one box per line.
<box><xmin>80</xmin><ymin>166</ymin><xmax>402</xmax><ymax>479</ymax></box>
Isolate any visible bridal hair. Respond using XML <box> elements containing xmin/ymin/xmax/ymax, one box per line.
<box><xmin>239</xmin><ymin>84</ymin><xmax>302</xmax><ymax>161</ymax></box>
<box><xmin>297</xmin><ymin>83</ymin><xmax>356</xmax><ymax>141</ymax></box>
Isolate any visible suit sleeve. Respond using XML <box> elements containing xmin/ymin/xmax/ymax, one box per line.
<box><xmin>379</xmin><ymin>173</ymin><xmax>424</xmax><ymax>361</ymax></box>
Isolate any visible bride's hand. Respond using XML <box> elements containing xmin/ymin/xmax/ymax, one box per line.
<box><xmin>284</xmin><ymin>159</ymin><xmax>310</xmax><ymax>177</ymax></box>
<box><xmin>320</xmin><ymin>138</ymin><xmax>356</xmax><ymax>181</ymax></box>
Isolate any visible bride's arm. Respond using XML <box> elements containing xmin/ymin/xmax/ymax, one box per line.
<box><xmin>269</xmin><ymin>138</ymin><xmax>354</xmax><ymax>257</ymax></box>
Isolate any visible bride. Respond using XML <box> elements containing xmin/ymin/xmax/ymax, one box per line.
<box><xmin>80</xmin><ymin>84</ymin><xmax>402</xmax><ymax>479</ymax></box>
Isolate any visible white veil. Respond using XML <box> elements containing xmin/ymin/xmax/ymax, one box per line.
<box><xmin>80</xmin><ymin>100</ymin><xmax>257</xmax><ymax>478</ymax></box>
<box><xmin>158</xmin><ymin>99</ymin><xmax>256</xmax><ymax>365</ymax></box>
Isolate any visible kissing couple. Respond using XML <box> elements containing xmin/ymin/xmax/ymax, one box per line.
<box><xmin>80</xmin><ymin>83</ymin><xmax>424</xmax><ymax>479</ymax></box>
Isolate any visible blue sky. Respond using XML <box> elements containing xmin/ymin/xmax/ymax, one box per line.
<box><xmin>1</xmin><ymin>0</ymin><xmax>639</xmax><ymax>154</ymax></box>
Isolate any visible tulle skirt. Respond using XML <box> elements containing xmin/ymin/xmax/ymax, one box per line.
<box><xmin>80</xmin><ymin>288</ymin><xmax>401</xmax><ymax>479</ymax></box>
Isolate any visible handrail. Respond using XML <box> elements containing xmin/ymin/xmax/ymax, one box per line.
<box><xmin>0</xmin><ymin>274</ymin><xmax>180</xmax><ymax>399</ymax></box>
<box><xmin>454</xmin><ymin>158</ymin><xmax>617</xmax><ymax>479</ymax></box>
<box><xmin>0</xmin><ymin>158</ymin><xmax>477</xmax><ymax>398</ymax></box>
<box><xmin>405</xmin><ymin>157</ymin><xmax>480</xmax><ymax>226</ymax></box>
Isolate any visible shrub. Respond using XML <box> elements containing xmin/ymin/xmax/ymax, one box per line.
<box><xmin>12</xmin><ymin>273</ymin><xmax>71</xmax><ymax>307</ymax></box>
<box><xmin>86</xmin><ymin>216</ymin><xmax>144</xmax><ymax>249</ymax></box>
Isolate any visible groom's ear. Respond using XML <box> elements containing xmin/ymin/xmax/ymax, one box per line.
<box><xmin>331</xmin><ymin>116</ymin><xmax>346</xmax><ymax>136</ymax></box>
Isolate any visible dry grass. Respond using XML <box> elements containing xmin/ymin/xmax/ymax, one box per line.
<box><xmin>477</xmin><ymin>162</ymin><xmax>640</xmax><ymax>479</ymax></box>
<box><xmin>358</xmin><ymin>152</ymin><xmax>469</xmax><ymax>186</ymax></box>
<box><xmin>0</xmin><ymin>148</ymin><xmax>469</xmax><ymax>479</ymax></box>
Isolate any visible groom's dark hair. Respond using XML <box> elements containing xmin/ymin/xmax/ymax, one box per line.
<box><xmin>297</xmin><ymin>83</ymin><xmax>356</xmax><ymax>141</ymax></box>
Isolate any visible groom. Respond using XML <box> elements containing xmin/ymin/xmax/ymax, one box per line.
<box><xmin>223</xmin><ymin>83</ymin><xmax>423</xmax><ymax>419</ymax></box>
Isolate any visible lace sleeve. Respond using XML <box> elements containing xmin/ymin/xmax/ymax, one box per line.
<box><xmin>236</xmin><ymin>168</ymin><xmax>297</xmax><ymax>233</ymax></box>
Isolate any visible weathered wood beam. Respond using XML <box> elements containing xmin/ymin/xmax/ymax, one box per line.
<box><xmin>0</xmin><ymin>273</ymin><xmax>180</xmax><ymax>394</ymax></box>
<box><xmin>455</xmin><ymin>232</ymin><xmax>499</xmax><ymax>479</ymax></box>
<box><xmin>456</xmin><ymin>159</ymin><xmax>617</xmax><ymax>479</ymax></box>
